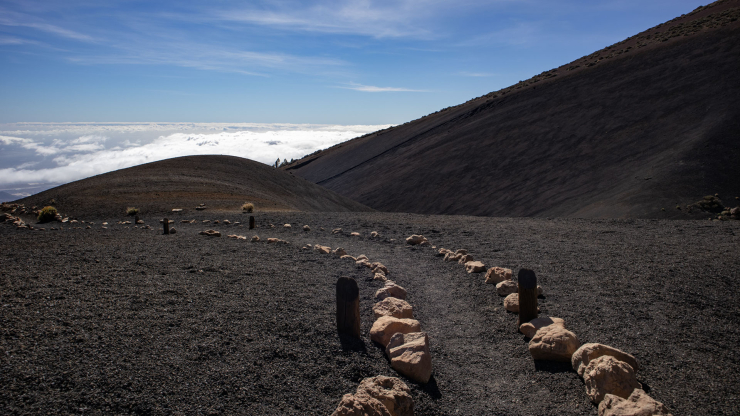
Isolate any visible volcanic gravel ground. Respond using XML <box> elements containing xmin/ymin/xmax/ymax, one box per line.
<box><xmin>1</xmin><ymin>211</ymin><xmax>739</xmax><ymax>415</ymax></box>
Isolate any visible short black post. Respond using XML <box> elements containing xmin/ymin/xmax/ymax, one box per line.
<box><xmin>336</xmin><ymin>277</ymin><xmax>361</xmax><ymax>339</ymax></box>
<box><xmin>163</xmin><ymin>218</ymin><xmax>169</xmax><ymax>235</ymax></box>
<box><xmin>517</xmin><ymin>268</ymin><xmax>538</xmax><ymax>329</ymax></box>
<box><xmin>135</xmin><ymin>215</ymin><xmax>140</xmax><ymax>224</ymax></box>
<box><xmin>249</xmin><ymin>215</ymin><xmax>255</xmax><ymax>229</ymax></box>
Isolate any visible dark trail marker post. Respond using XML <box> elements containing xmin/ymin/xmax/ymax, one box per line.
<box><xmin>517</xmin><ymin>268</ymin><xmax>538</xmax><ymax>329</ymax></box>
<box><xmin>336</xmin><ymin>277</ymin><xmax>361</xmax><ymax>339</ymax></box>
<box><xmin>163</xmin><ymin>218</ymin><xmax>169</xmax><ymax>235</ymax></box>
<box><xmin>249</xmin><ymin>216</ymin><xmax>255</xmax><ymax>229</ymax></box>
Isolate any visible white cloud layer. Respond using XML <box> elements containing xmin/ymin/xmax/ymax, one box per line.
<box><xmin>0</xmin><ymin>122</ymin><xmax>390</xmax><ymax>190</ymax></box>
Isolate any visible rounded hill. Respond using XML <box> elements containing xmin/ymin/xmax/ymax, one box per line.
<box><xmin>18</xmin><ymin>155</ymin><xmax>373</xmax><ymax>218</ymax></box>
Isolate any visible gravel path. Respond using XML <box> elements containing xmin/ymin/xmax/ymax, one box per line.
<box><xmin>2</xmin><ymin>211</ymin><xmax>739</xmax><ymax>415</ymax></box>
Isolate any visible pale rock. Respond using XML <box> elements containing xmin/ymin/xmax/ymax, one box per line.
<box><xmin>373</xmin><ymin>297</ymin><xmax>413</xmax><ymax>319</ymax></box>
<box><xmin>537</xmin><ymin>285</ymin><xmax>544</xmax><ymax>296</ymax></box>
<box><xmin>202</xmin><ymin>220</ymin><xmax>210</xmax><ymax>223</ymax></box>
<box><xmin>374</xmin><ymin>272</ymin><xmax>388</xmax><ymax>282</ymax></box>
<box><xmin>375</xmin><ymin>281</ymin><xmax>407</xmax><ymax>301</ymax></box>
<box><xmin>334</xmin><ymin>247</ymin><xmax>347</xmax><ymax>256</ymax></box>
<box><xmin>436</xmin><ymin>248</ymin><xmax>451</xmax><ymax>257</ymax></box>
<box><xmin>405</xmin><ymin>235</ymin><xmax>427</xmax><ymax>245</ymax></box>
<box><xmin>284</xmin><ymin>223</ymin><xmax>291</xmax><ymax>228</ymax></box>
<box><xmin>370</xmin><ymin>316</ymin><xmax>421</xmax><ymax>347</ymax></box>
<box><xmin>572</xmin><ymin>343</ymin><xmax>640</xmax><ymax>378</ymax></box>
<box><xmin>356</xmin><ymin>259</ymin><xmax>372</xmax><ymax>268</ymax></box>
<box><xmin>199</xmin><ymin>229</ymin><xmax>221</xmax><ymax>237</ymax></box>
<box><xmin>529</xmin><ymin>324</ymin><xmax>581</xmax><ymax>362</ymax></box>
<box><xmin>504</xmin><ymin>293</ymin><xmax>519</xmax><ymax>312</ymax></box>
<box><xmin>171</xmin><ymin>208</ymin><xmax>182</xmax><ymax>212</ymax></box>
<box><xmin>454</xmin><ymin>249</ymin><xmax>468</xmax><ymax>255</ymax></box>
<box><xmin>386</xmin><ymin>332</ymin><xmax>433</xmax><ymax>384</ymax></box>
<box><xmin>303</xmin><ymin>225</ymin><xmax>310</xmax><ymax>231</ymax></box>
<box><xmin>223</xmin><ymin>220</ymin><xmax>231</xmax><ymax>224</ymax></box>
<box><xmin>485</xmin><ymin>267</ymin><xmax>512</xmax><ymax>284</ymax></box>
<box><xmin>351</xmin><ymin>232</ymin><xmax>361</xmax><ymax>236</ymax></box>
<box><xmin>357</xmin><ymin>254</ymin><xmax>369</xmax><ymax>261</ymax></box>
<box><xmin>519</xmin><ymin>317</ymin><xmax>565</xmax><ymax>338</ymax></box>
<box><xmin>316</xmin><ymin>245</ymin><xmax>331</xmax><ymax>254</ymax></box>
<box><xmin>599</xmin><ymin>388</ymin><xmax>672</xmax><ymax>416</ymax></box>
<box><xmin>331</xmin><ymin>376</ymin><xmax>413</xmax><ymax>416</ymax></box>
<box><xmin>341</xmin><ymin>255</ymin><xmax>357</xmax><ymax>261</ymax></box>
<box><xmin>251</xmin><ymin>235</ymin><xmax>260</xmax><ymax>242</ymax></box>
<box><xmin>136</xmin><ymin>220</ymin><xmax>144</xmax><ymax>224</ymax></box>
<box><xmin>496</xmin><ymin>280</ymin><xmax>518</xmax><ymax>296</ymax></box>
<box><xmin>332</xmin><ymin>228</ymin><xmax>342</xmax><ymax>234</ymax></box>
<box><xmin>584</xmin><ymin>355</ymin><xmax>641</xmax><ymax>404</ymax></box>
<box><xmin>458</xmin><ymin>254</ymin><xmax>474</xmax><ymax>264</ymax></box>
<box><xmin>465</xmin><ymin>261</ymin><xmax>486</xmax><ymax>273</ymax></box>
<box><xmin>371</xmin><ymin>262</ymin><xmax>389</xmax><ymax>275</ymax></box>
<box><xmin>370</xmin><ymin>231</ymin><xmax>380</xmax><ymax>238</ymax></box>
<box><xmin>267</xmin><ymin>238</ymin><xmax>280</xmax><ymax>243</ymax></box>
<box><xmin>444</xmin><ymin>252</ymin><xmax>462</xmax><ymax>262</ymax></box>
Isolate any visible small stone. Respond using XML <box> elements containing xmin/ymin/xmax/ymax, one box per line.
<box><xmin>458</xmin><ymin>254</ymin><xmax>474</xmax><ymax>264</ymax></box>
<box><xmin>169</xmin><ymin>227</ymin><xmax>177</xmax><ymax>234</ymax></box>
<box><xmin>199</xmin><ymin>229</ymin><xmax>221</xmax><ymax>237</ymax></box>
<box><xmin>267</xmin><ymin>238</ymin><xmax>280</xmax><ymax>243</ymax></box>
<box><xmin>529</xmin><ymin>324</ymin><xmax>580</xmax><ymax>362</ymax></box>
<box><xmin>373</xmin><ymin>297</ymin><xmax>413</xmax><ymax>319</ymax></box>
<box><xmin>214</xmin><ymin>220</ymin><xmax>220</xmax><ymax>224</ymax></box>
<box><xmin>356</xmin><ymin>259</ymin><xmax>372</xmax><ymax>268</ymax></box>
<box><xmin>504</xmin><ymin>293</ymin><xmax>519</xmax><ymax>312</ymax></box>
<box><xmin>454</xmin><ymin>249</ymin><xmax>467</xmax><ymax>255</ymax></box>
<box><xmin>351</xmin><ymin>232</ymin><xmax>361</xmax><ymax>236</ymax></box>
<box><xmin>599</xmin><ymin>388</ymin><xmax>672</xmax><ymax>416</ymax></box>
<box><xmin>370</xmin><ymin>316</ymin><xmax>421</xmax><ymax>347</ymax></box>
<box><xmin>331</xmin><ymin>375</ymin><xmax>413</xmax><ymax>416</ymax></box>
<box><xmin>496</xmin><ymin>280</ymin><xmax>518</xmax><ymax>296</ymax></box>
<box><xmin>465</xmin><ymin>261</ymin><xmax>486</xmax><ymax>273</ymax></box>
<box><xmin>373</xmin><ymin>272</ymin><xmax>388</xmax><ymax>282</ymax></box>
<box><xmin>341</xmin><ymin>255</ymin><xmax>357</xmax><ymax>261</ymax></box>
<box><xmin>284</xmin><ymin>224</ymin><xmax>291</xmax><ymax>228</ymax></box>
<box><xmin>316</xmin><ymin>245</ymin><xmax>331</xmax><ymax>254</ymax></box>
<box><xmin>485</xmin><ymin>267</ymin><xmax>512</xmax><ymax>284</ymax></box>
<box><xmin>332</xmin><ymin>228</ymin><xmax>342</xmax><ymax>234</ymax></box>
<box><xmin>436</xmin><ymin>248</ymin><xmax>451</xmax><ymax>257</ymax></box>
<box><xmin>519</xmin><ymin>316</ymin><xmax>565</xmax><ymax>338</ymax></box>
<box><xmin>251</xmin><ymin>235</ymin><xmax>260</xmax><ymax>242</ymax></box>
<box><xmin>371</xmin><ymin>262</ymin><xmax>389</xmax><ymax>275</ymax></box>
<box><xmin>537</xmin><ymin>285</ymin><xmax>544</xmax><ymax>296</ymax></box>
<box><xmin>405</xmin><ymin>235</ymin><xmax>427</xmax><ymax>245</ymax></box>
<box><xmin>303</xmin><ymin>225</ymin><xmax>310</xmax><ymax>231</ymax></box>
<box><xmin>387</xmin><ymin>332</ymin><xmax>433</xmax><ymax>384</ymax></box>
<box><xmin>375</xmin><ymin>281</ymin><xmax>407</xmax><ymax>301</ymax></box>
<box><xmin>584</xmin><ymin>355</ymin><xmax>641</xmax><ymax>404</ymax></box>
<box><xmin>572</xmin><ymin>343</ymin><xmax>640</xmax><ymax>377</ymax></box>
<box><xmin>334</xmin><ymin>247</ymin><xmax>347</xmax><ymax>256</ymax></box>
<box><xmin>444</xmin><ymin>252</ymin><xmax>461</xmax><ymax>262</ymax></box>
<box><xmin>370</xmin><ymin>231</ymin><xmax>380</xmax><ymax>238</ymax></box>
<box><xmin>357</xmin><ymin>254</ymin><xmax>369</xmax><ymax>261</ymax></box>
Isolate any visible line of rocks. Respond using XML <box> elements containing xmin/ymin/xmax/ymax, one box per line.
<box><xmin>432</xmin><ymin>244</ymin><xmax>672</xmax><ymax>415</ymax></box>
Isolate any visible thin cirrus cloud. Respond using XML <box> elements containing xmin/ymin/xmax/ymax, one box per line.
<box><xmin>340</xmin><ymin>83</ymin><xmax>428</xmax><ymax>92</ymax></box>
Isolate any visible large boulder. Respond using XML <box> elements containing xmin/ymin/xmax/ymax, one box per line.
<box><xmin>485</xmin><ymin>267</ymin><xmax>512</xmax><ymax>284</ymax></box>
<box><xmin>373</xmin><ymin>297</ymin><xmax>414</xmax><ymax>319</ymax></box>
<box><xmin>503</xmin><ymin>293</ymin><xmax>519</xmax><ymax>312</ymax></box>
<box><xmin>598</xmin><ymin>388</ymin><xmax>672</xmax><ymax>416</ymax></box>
<box><xmin>583</xmin><ymin>355</ymin><xmax>641</xmax><ymax>404</ymax></box>
<box><xmin>386</xmin><ymin>332</ymin><xmax>433</xmax><ymax>384</ymax></box>
<box><xmin>496</xmin><ymin>280</ymin><xmax>518</xmax><ymax>296</ymax></box>
<box><xmin>465</xmin><ymin>261</ymin><xmax>486</xmax><ymax>273</ymax></box>
<box><xmin>370</xmin><ymin>316</ymin><xmax>421</xmax><ymax>347</ymax></box>
<box><xmin>375</xmin><ymin>281</ymin><xmax>407</xmax><ymax>301</ymax></box>
<box><xmin>572</xmin><ymin>343</ymin><xmax>640</xmax><ymax>377</ymax></box>
<box><xmin>331</xmin><ymin>375</ymin><xmax>413</xmax><ymax>416</ymax></box>
<box><xmin>519</xmin><ymin>316</ymin><xmax>565</xmax><ymax>338</ymax></box>
<box><xmin>406</xmin><ymin>234</ymin><xmax>427</xmax><ymax>245</ymax></box>
<box><xmin>529</xmin><ymin>324</ymin><xmax>580</xmax><ymax>362</ymax></box>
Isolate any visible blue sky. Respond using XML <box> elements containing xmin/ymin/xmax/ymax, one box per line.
<box><xmin>0</xmin><ymin>0</ymin><xmax>713</xmax><ymax>125</ymax></box>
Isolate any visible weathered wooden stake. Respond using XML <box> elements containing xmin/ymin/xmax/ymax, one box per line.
<box><xmin>249</xmin><ymin>215</ymin><xmax>255</xmax><ymax>229</ymax></box>
<box><xmin>517</xmin><ymin>268</ymin><xmax>538</xmax><ymax>329</ymax></box>
<box><xmin>336</xmin><ymin>277</ymin><xmax>361</xmax><ymax>338</ymax></box>
<box><xmin>135</xmin><ymin>215</ymin><xmax>140</xmax><ymax>224</ymax></box>
<box><xmin>163</xmin><ymin>218</ymin><xmax>169</xmax><ymax>235</ymax></box>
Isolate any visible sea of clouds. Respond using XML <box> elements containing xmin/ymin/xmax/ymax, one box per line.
<box><xmin>0</xmin><ymin>122</ymin><xmax>391</xmax><ymax>199</ymax></box>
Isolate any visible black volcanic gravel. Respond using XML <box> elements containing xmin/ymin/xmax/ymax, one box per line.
<box><xmin>1</xmin><ymin>211</ymin><xmax>739</xmax><ymax>415</ymax></box>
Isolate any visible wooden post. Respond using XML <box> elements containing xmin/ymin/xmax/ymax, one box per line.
<box><xmin>163</xmin><ymin>218</ymin><xmax>169</xmax><ymax>235</ymax></box>
<box><xmin>135</xmin><ymin>215</ymin><xmax>139</xmax><ymax>224</ymax></box>
<box><xmin>249</xmin><ymin>215</ymin><xmax>255</xmax><ymax>229</ymax></box>
<box><xmin>336</xmin><ymin>277</ymin><xmax>361</xmax><ymax>338</ymax></box>
<box><xmin>517</xmin><ymin>268</ymin><xmax>538</xmax><ymax>329</ymax></box>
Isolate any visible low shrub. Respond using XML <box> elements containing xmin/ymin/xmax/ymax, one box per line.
<box><xmin>126</xmin><ymin>207</ymin><xmax>140</xmax><ymax>216</ymax></box>
<box><xmin>37</xmin><ymin>206</ymin><xmax>57</xmax><ymax>223</ymax></box>
<box><xmin>242</xmin><ymin>202</ymin><xmax>254</xmax><ymax>213</ymax></box>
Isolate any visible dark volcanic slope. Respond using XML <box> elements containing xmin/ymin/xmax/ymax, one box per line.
<box><xmin>286</xmin><ymin>0</ymin><xmax>740</xmax><ymax>218</ymax></box>
<box><xmin>17</xmin><ymin>155</ymin><xmax>372</xmax><ymax>218</ymax></box>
